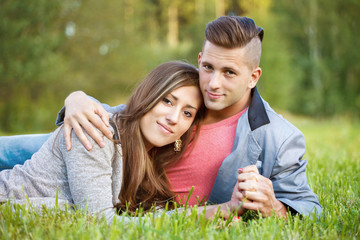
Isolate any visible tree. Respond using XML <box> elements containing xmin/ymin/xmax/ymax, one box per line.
<box><xmin>0</xmin><ymin>0</ymin><xmax>70</xmax><ymax>133</ymax></box>
<box><xmin>272</xmin><ymin>0</ymin><xmax>360</xmax><ymax>116</ymax></box>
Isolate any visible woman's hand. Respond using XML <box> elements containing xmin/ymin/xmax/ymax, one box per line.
<box><xmin>187</xmin><ymin>197</ymin><xmax>245</xmax><ymax>222</ymax></box>
<box><xmin>64</xmin><ymin>91</ymin><xmax>112</xmax><ymax>151</ymax></box>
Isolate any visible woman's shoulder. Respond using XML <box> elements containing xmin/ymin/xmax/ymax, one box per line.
<box><xmin>51</xmin><ymin>121</ymin><xmax>119</xmax><ymax>157</ymax></box>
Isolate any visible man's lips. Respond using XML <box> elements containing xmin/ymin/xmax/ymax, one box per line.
<box><xmin>207</xmin><ymin>91</ymin><xmax>223</xmax><ymax>99</ymax></box>
<box><xmin>157</xmin><ymin>122</ymin><xmax>174</xmax><ymax>134</ymax></box>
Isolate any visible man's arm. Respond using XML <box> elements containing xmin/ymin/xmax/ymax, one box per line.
<box><xmin>268</xmin><ymin>129</ymin><xmax>322</xmax><ymax>216</ymax></box>
<box><xmin>58</xmin><ymin>91</ymin><xmax>126</xmax><ymax>151</ymax></box>
<box><xmin>236</xmin><ymin>129</ymin><xmax>322</xmax><ymax>217</ymax></box>
<box><xmin>62</xmin><ymin>91</ymin><xmax>111</xmax><ymax>151</ymax></box>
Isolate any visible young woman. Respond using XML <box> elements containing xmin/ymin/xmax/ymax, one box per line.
<box><xmin>0</xmin><ymin>61</ymin><xmax>206</xmax><ymax>224</ymax></box>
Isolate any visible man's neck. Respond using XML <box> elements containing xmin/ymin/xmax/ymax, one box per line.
<box><xmin>202</xmin><ymin>97</ymin><xmax>251</xmax><ymax>125</ymax></box>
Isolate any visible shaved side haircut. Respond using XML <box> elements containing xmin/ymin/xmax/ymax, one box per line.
<box><xmin>203</xmin><ymin>16</ymin><xmax>264</xmax><ymax>69</ymax></box>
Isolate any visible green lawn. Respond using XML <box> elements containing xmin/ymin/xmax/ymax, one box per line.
<box><xmin>1</xmin><ymin>117</ymin><xmax>359</xmax><ymax>239</ymax></box>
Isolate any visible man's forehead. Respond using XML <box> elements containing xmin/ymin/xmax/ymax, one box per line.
<box><xmin>201</xmin><ymin>41</ymin><xmax>247</xmax><ymax>67</ymax></box>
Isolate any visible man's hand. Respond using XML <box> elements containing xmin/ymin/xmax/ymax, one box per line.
<box><xmin>64</xmin><ymin>91</ymin><xmax>112</xmax><ymax>151</ymax></box>
<box><xmin>237</xmin><ymin>165</ymin><xmax>288</xmax><ymax>218</ymax></box>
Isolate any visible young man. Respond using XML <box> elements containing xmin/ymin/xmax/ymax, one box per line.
<box><xmin>0</xmin><ymin>16</ymin><xmax>321</xmax><ymax>217</ymax></box>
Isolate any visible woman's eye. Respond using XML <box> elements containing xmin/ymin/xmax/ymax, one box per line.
<box><xmin>184</xmin><ymin>111</ymin><xmax>192</xmax><ymax>118</ymax></box>
<box><xmin>162</xmin><ymin>97</ymin><xmax>172</xmax><ymax>105</ymax></box>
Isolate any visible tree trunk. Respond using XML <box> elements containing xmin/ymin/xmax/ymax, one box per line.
<box><xmin>167</xmin><ymin>3</ymin><xmax>179</xmax><ymax>47</ymax></box>
<box><xmin>216</xmin><ymin>0</ymin><xmax>225</xmax><ymax>17</ymax></box>
<box><xmin>308</xmin><ymin>0</ymin><xmax>321</xmax><ymax>92</ymax></box>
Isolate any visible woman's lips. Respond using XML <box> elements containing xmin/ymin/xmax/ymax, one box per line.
<box><xmin>157</xmin><ymin>122</ymin><xmax>174</xmax><ymax>134</ymax></box>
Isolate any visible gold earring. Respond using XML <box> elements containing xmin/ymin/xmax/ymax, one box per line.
<box><xmin>174</xmin><ymin>139</ymin><xmax>182</xmax><ymax>152</ymax></box>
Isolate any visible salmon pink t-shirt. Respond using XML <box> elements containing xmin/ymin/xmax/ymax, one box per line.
<box><xmin>165</xmin><ymin>108</ymin><xmax>247</xmax><ymax>205</ymax></box>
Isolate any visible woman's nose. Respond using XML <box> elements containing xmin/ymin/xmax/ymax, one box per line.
<box><xmin>166</xmin><ymin>108</ymin><xmax>180</xmax><ymax>125</ymax></box>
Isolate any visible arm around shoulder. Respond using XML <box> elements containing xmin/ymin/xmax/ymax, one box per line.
<box><xmin>56</xmin><ymin>91</ymin><xmax>126</xmax><ymax>126</ymax></box>
<box><xmin>56</xmin><ymin>91</ymin><xmax>126</xmax><ymax>150</ymax></box>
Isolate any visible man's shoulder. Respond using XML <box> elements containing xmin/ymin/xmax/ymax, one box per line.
<box><xmin>260</xmin><ymin>99</ymin><xmax>303</xmax><ymax>136</ymax></box>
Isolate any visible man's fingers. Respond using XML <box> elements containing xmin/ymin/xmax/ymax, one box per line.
<box><xmin>241</xmin><ymin>200</ymin><xmax>261</xmax><ymax>212</ymax></box>
<box><xmin>95</xmin><ymin>103</ymin><xmax>110</xmax><ymax>127</ymax></box>
<box><xmin>63</xmin><ymin>124</ymin><xmax>73</xmax><ymax>151</ymax></box>
<box><xmin>87</xmin><ymin>113</ymin><xmax>112</xmax><ymax>141</ymax></box>
<box><xmin>236</xmin><ymin>191</ymin><xmax>251</xmax><ymax>202</ymax></box>
<box><xmin>238</xmin><ymin>180</ymin><xmax>258</xmax><ymax>192</ymax></box>
<box><xmin>72</xmin><ymin>123</ymin><xmax>93</xmax><ymax>150</ymax></box>
<box><xmin>237</xmin><ymin>172</ymin><xmax>260</xmax><ymax>182</ymax></box>
<box><xmin>238</xmin><ymin>190</ymin><xmax>263</xmax><ymax>201</ymax></box>
<box><xmin>79</xmin><ymin>120</ymin><xmax>105</xmax><ymax>148</ymax></box>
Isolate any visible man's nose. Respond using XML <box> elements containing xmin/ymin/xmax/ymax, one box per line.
<box><xmin>208</xmin><ymin>72</ymin><xmax>221</xmax><ymax>89</ymax></box>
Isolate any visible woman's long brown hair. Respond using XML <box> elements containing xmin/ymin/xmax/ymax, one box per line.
<box><xmin>113</xmin><ymin>61</ymin><xmax>205</xmax><ymax>213</ymax></box>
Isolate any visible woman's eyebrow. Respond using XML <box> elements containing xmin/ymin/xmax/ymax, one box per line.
<box><xmin>170</xmin><ymin>93</ymin><xmax>198</xmax><ymax>110</ymax></box>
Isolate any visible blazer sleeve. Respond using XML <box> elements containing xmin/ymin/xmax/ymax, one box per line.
<box><xmin>270</xmin><ymin>129</ymin><xmax>322</xmax><ymax>216</ymax></box>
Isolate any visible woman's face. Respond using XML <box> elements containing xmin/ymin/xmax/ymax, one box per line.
<box><xmin>140</xmin><ymin>85</ymin><xmax>202</xmax><ymax>150</ymax></box>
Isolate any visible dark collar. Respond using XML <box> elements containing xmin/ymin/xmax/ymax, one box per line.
<box><xmin>248</xmin><ymin>87</ymin><xmax>270</xmax><ymax>131</ymax></box>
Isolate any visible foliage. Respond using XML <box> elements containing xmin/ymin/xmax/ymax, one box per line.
<box><xmin>271</xmin><ymin>0</ymin><xmax>360</xmax><ymax>116</ymax></box>
<box><xmin>0</xmin><ymin>0</ymin><xmax>71</xmax><ymax>133</ymax></box>
<box><xmin>0</xmin><ymin>0</ymin><xmax>359</xmax><ymax>134</ymax></box>
<box><xmin>0</xmin><ymin>117</ymin><xmax>359</xmax><ymax>239</ymax></box>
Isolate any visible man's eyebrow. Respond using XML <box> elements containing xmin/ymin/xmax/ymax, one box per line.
<box><xmin>201</xmin><ymin>60</ymin><xmax>212</xmax><ymax>65</ymax></box>
<box><xmin>223</xmin><ymin>66</ymin><xmax>237</xmax><ymax>72</ymax></box>
<box><xmin>170</xmin><ymin>93</ymin><xmax>198</xmax><ymax>110</ymax></box>
<box><xmin>202</xmin><ymin>61</ymin><xmax>237</xmax><ymax>72</ymax></box>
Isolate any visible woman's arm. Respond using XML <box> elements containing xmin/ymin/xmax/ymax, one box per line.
<box><xmin>178</xmin><ymin>181</ymin><xmax>247</xmax><ymax>221</ymax></box>
<box><xmin>59</xmin><ymin>125</ymin><xmax>122</xmax><ymax>223</ymax></box>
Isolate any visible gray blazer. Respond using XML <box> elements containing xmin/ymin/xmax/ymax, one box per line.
<box><xmin>208</xmin><ymin>87</ymin><xmax>322</xmax><ymax>216</ymax></box>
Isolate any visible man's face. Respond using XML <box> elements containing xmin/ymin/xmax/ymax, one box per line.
<box><xmin>198</xmin><ymin>41</ymin><xmax>260</xmax><ymax>120</ymax></box>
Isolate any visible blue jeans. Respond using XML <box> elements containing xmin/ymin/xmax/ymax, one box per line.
<box><xmin>0</xmin><ymin>133</ymin><xmax>51</xmax><ymax>170</ymax></box>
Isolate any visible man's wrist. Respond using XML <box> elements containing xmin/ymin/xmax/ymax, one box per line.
<box><xmin>65</xmin><ymin>91</ymin><xmax>85</xmax><ymax>106</ymax></box>
<box><xmin>274</xmin><ymin>199</ymin><xmax>288</xmax><ymax>218</ymax></box>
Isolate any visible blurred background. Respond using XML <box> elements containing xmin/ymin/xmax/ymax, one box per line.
<box><xmin>0</xmin><ymin>0</ymin><xmax>359</xmax><ymax>134</ymax></box>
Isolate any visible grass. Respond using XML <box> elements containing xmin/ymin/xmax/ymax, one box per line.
<box><xmin>1</xmin><ymin>117</ymin><xmax>359</xmax><ymax>239</ymax></box>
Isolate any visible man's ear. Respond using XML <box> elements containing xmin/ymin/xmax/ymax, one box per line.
<box><xmin>198</xmin><ymin>52</ymin><xmax>202</xmax><ymax>66</ymax></box>
<box><xmin>249</xmin><ymin>67</ymin><xmax>262</xmax><ymax>88</ymax></box>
